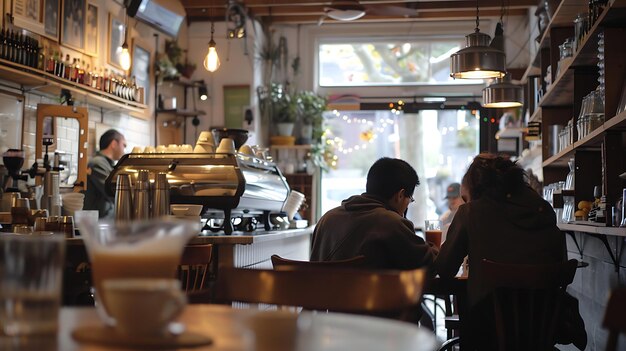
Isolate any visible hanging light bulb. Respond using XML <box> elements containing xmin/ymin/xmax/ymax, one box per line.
<box><xmin>450</xmin><ymin>0</ymin><xmax>506</xmax><ymax>79</ymax></box>
<box><xmin>203</xmin><ymin>22</ymin><xmax>220</xmax><ymax>72</ymax></box>
<box><xmin>482</xmin><ymin>74</ymin><xmax>523</xmax><ymax>108</ymax></box>
<box><xmin>119</xmin><ymin>12</ymin><xmax>131</xmax><ymax>70</ymax></box>
<box><xmin>120</xmin><ymin>42</ymin><xmax>131</xmax><ymax>70</ymax></box>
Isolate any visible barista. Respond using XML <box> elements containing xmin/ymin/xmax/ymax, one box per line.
<box><xmin>83</xmin><ymin>129</ymin><xmax>126</xmax><ymax>219</ymax></box>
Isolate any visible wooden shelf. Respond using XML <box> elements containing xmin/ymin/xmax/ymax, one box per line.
<box><xmin>604</xmin><ymin>109</ymin><xmax>626</xmax><ymax>130</ymax></box>
<box><xmin>558</xmin><ymin>222</ymin><xmax>626</xmax><ymax>237</ymax></box>
<box><xmin>529</xmin><ymin>107</ymin><xmax>542</xmax><ymax>123</ymax></box>
<box><xmin>540</xmin><ymin>62</ymin><xmax>576</xmax><ymax>107</ymax></box>
<box><xmin>0</xmin><ymin>58</ymin><xmax>148</xmax><ymax>114</ymax></box>
<box><xmin>543</xmin><ymin>144</ymin><xmax>574</xmax><ymax>167</ymax></box>
<box><xmin>157</xmin><ymin>109</ymin><xmax>206</xmax><ymax>117</ymax></box>
<box><xmin>573</xmin><ymin>124</ymin><xmax>605</xmax><ymax>148</ymax></box>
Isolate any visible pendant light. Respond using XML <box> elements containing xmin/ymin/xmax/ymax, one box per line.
<box><xmin>450</xmin><ymin>0</ymin><xmax>506</xmax><ymax>79</ymax></box>
<box><xmin>482</xmin><ymin>74</ymin><xmax>523</xmax><ymax>108</ymax></box>
<box><xmin>203</xmin><ymin>21</ymin><xmax>220</xmax><ymax>72</ymax></box>
<box><xmin>119</xmin><ymin>11</ymin><xmax>131</xmax><ymax>71</ymax></box>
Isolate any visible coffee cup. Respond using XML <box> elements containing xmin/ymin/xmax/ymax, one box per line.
<box><xmin>103</xmin><ymin>278</ymin><xmax>186</xmax><ymax>336</ymax></box>
<box><xmin>193</xmin><ymin>143</ymin><xmax>214</xmax><ymax>153</ymax></box>
<box><xmin>196</xmin><ymin>131</ymin><xmax>215</xmax><ymax>147</ymax></box>
<box><xmin>131</xmin><ymin>146</ymin><xmax>143</xmax><ymax>154</ymax></box>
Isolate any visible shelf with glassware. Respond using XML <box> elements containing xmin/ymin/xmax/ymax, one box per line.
<box><xmin>525</xmin><ymin>0</ymin><xmax>626</xmax><ymax>228</ymax></box>
<box><xmin>0</xmin><ymin>55</ymin><xmax>147</xmax><ymax>115</ymax></box>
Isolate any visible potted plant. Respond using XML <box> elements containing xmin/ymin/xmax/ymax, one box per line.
<box><xmin>297</xmin><ymin>91</ymin><xmax>327</xmax><ymax>144</ymax></box>
<box><xmin>270</xmin><ymin>83</ymin><xmax>298</xmax><ymax>136</ymax></box>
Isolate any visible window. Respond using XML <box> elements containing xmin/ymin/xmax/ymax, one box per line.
<box><xmin>318</xmin><ymin>38</ymin><xmax>480</xmax><ymax>86</ymax></box>
<box><xmin>320</xmin><ymin>108</ymin><xmax>480</xmax><ymax>227</ymax></box>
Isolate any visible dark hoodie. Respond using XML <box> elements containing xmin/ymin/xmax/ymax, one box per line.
<box><xmin>433</xmin><ymin>186</ymin><xmax>586</xmax><ymax>350</ymax></box>
<box><xmin>434</xmin><ymin>186</ymin><xmax>567</xmax><ymax>307</ymax></box>
<box><xmin>310</xmin><ymin>193</ymin><xmax>437</xmax><ymax>270</ymax></box>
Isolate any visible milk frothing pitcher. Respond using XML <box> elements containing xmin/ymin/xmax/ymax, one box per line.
<box><xmin>115</xmin><ymin>174</ymin><xmax>133</xmax><ymax>222</ymax></box>
<box><xmin>152</xmin><ymin>172</ymin><xmax>169</xmax><ymax>218</ymax></box>
<box><xmin>134</xmin><ymin>170</ymin><xmax>151</xmax><ymax>219</ymax></box>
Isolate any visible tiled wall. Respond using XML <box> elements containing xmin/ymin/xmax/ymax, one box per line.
<box><xmin>21</xmin><ymin>93</ymin><xmax>151</xmax><ymax>187</ymax></box>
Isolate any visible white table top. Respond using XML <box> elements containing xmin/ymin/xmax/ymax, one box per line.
<box><xmin>6</xmin><ymin>304</ymin><xmax>438</xmax><ymax>351</ymax></box>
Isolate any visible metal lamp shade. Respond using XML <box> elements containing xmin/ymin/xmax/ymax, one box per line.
<box><xmin>450</xmin><ymin>30</ymin><xmax>506</xmax><ymax>79</ymax></box>
<box><xmin>482</xmin><ymin>77</ymin><xmax>523</xmax><ymax>108</ymax></box>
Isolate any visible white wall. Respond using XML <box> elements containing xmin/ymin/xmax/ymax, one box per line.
<box><xmin>186</xmin><ymin>21</ymin><xmax>257</xmax><ymax>144</ymax></box>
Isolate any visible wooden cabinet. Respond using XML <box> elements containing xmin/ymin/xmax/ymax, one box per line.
<box><xmin>270</xmin><ymin>145</ymin><xmax>319</xmax><ymax>223</ymax></box>
<box><xmin>523</xmin><ymin>0</ymin><xmax>626</xmax><ymax>228</ymax></box>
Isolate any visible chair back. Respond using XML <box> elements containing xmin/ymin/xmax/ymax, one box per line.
<box><xmin>478</xmin><ymin>259</ymin><xmax>578</xmax><ymax>351</ymax></box>
<box><xmin>603</xmin><ymin>286</ymin><xmax>626</xmax><ymax>351</ymax></box>
<box><xmin>216</xmin><ymin>267</ymin><xmax>425</xmax><ymax>321</ymax></box>
<box><xmin>270</xmin><ymin>254</ymin><xmax>368</xmax><ymax>270</ymax></box>
<box><xmin>178</xmin><ymin>244</ymin><xmax>213</xmax><ymax>293</ymax></box>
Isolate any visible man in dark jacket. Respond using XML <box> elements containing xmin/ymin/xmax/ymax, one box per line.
<box><xmin>310</xmin><ymin>157</ymin><xmax>438</xmax><ymax>269</ymax></box>
<box><xmin>83</xmin><ymin>129</ymin><xmax>126</xmax><ymax>219</ymax></box>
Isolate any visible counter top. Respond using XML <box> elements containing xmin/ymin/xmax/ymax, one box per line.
<box><xmin>66</xmin><ymin>226</ymin><xmax>314</xmax><ymax>246</ymax></box>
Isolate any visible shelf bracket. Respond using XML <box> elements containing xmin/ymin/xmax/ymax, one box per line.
<box><xmin>587</xmin><ymin>233</ymin><xmax>621</xmax><ymax>272</ymax></box>
<box><xmin>564</xmin><ymin>231</ymin><xmax>590</xmax><ymax>268</ymax></box>
<box><xmin>565</xmin><ymin>231</ymin><xmax>584</xmax><ymax>259</ymax></box>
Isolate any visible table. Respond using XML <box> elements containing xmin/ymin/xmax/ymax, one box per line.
<box><xmin>4</xmin><ymin>305</ymin><xmax>438</xmax><ymax>351</ymax></box>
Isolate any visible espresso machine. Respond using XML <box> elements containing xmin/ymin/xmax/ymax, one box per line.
<box><xmin>105</xmin><ymin>152</ymin><xmax>290</xmax><ymax>234</ymax></box>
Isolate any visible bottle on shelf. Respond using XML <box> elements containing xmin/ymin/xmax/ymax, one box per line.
<box><xmin>84</xmin><ymin>63</ymin><xmax>91</xmax><ymax>87</ymax></box>
<box><xmin>53</xmin><ymin>51</ymin><xmax>61</xmax><ymax>77</ymax></box>
<box><xmin>0</xmin><ymin>28</ymin><xmax>6</xmax><ymax>60</ymax></box>
<box><xmin>63</xmin><ymin>55</ymin><xmax>72</xmax><ymax>80</ymax></box>
<box><xmin>37</xmin><ymin>45</ymin><xmax>45</xmax><ymax>71</ymax></box>
<box><xmin>8</xmin><ymin>30</ymin><xmax>15</xmax><ymax>62</ymax></box>
<box><xmin>15</xmin><ymin>32</ymin><xmax>22</xmax><ymax>64</ymax></box>
<box><xmin>103</xmin><ymin>68</ymin><xmax>110</xmax><ymax>92</ymax></box>
<box><xmin>77</xmin><ymin>60</ymin><xmax>85</xmax><ymax>84</ymax></box>
<box><xmin>46</xmin><ymin>50</ymin><xmax>55</xmax><ymax>74</ymax></box>
<box><xmin>95</xmin><ymin>68</ymin><xmax>102</xmax><ymax>90</ymax></box>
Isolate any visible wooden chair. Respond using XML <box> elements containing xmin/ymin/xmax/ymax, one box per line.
<box><xmin>270</xmin><ymin>254</ymin><xmax>368</xmax><ymax>270</ymax></box>
<box><xmin>603</xmin><ymin>286</ymin><xmax>626</xmax><ymax>351</ymax></box>
<box><xmin>474</xmin><ymin>259</ymin><xmax>578</xmax><ymax>351</ymax></box>
<box><xmin>215</xmin><ymin>266</ymin><xmax>426</xmax><ymax>322</ymax></box>
<box><xmin>178</xmin><ymin>244</ymin><xmax>213</xmax><ymax>293</ymax></box>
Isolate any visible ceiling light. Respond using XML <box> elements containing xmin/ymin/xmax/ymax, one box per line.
<box><xmin>450</xmin><ymin>0</ymin><xmax>506</xmax><ymax>79</ymax></box>
<box><xmin>482</xmin><ymin>75</ymin><xmax>523</xmax><ymax>108</ymax></box>
<box><xmin>203</xmin><ymin>22</ymin><xmax>220</xmax><ymax>72</ymax></box>
<box><xmin>198</xmin><ymin>82</ymin><xmax>209</xmax><ymax>101</ymax></box>
<box><xmin>326</xmin><ymin>9</ymin><xmax>365</xmax><ymax>21</ymax></box>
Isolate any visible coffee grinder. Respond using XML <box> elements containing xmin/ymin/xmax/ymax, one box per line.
<box><xmin>2</xmin><ymin>149</ymin><xmax>26</xmax><ymax>192</ymax></box>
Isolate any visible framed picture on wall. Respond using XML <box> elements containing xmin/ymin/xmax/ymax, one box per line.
<box><xmin>131</xmin><ymin>41</ymin><xmax>151</xmax><ymax>105</ymax></box>
<box><xmin>107</xmin><ymin>13</ymin><xmax>125</xmax><ymax>69</ymax></box>
<box><xmin>12</xmin><ymin>0</ymin><xmax>46</xmax><ymax>36</ymax></box>
<box><xmin>84</xmin><ymin>2</ymin><xmax>98</xmax><ymax>56</ymax></box>
<box><xmin>43</xmin><ymin>0</ymin><xmax>59</xmax><ymax>40</ymax></box>
<box><xmin>61</xmin><ymin>0</ymin><xmax>86</xmax><ymax>51</ymax></box>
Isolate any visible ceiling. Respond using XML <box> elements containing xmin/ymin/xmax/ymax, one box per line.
<box><xmin>182</xmin><ymin>0</ymin><xmax>537</xmax><ymax>25</ymax></box>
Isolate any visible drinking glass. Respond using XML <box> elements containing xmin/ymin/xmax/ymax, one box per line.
<box><xmin>0</xmin><ymin>233</ymin><xmax>65</xmax><ymax>336</ymax></box>
<box><xmin>74</xmin><ymin>216</ymin><xmax>201</xmax><ymax>326</ymax></box>
<box><xmin>424</xmin><ymin>220</ymin><xmax>442</xmax><ymax>248</ymax></box>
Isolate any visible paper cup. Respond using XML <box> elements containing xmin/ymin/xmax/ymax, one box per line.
<box><xmin>282</xmin><ymin>190</ymin><xmax>305</xmax><ymax>219</ymax></box>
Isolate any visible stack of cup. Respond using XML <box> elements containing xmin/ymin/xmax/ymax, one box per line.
<box><xmin>216</xmin><ymin>138</ymin><xmax>236</xmax><ymax>154</ymax></box>
<box><xmin>194</xmin><ymin>131</ymin><xmax>215</xmax><ymax>153</ymax></box>
<box><xmin>61</xmin><ymin>192</ymin><xmax>84</xmax><ymax>216</ymax></box>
